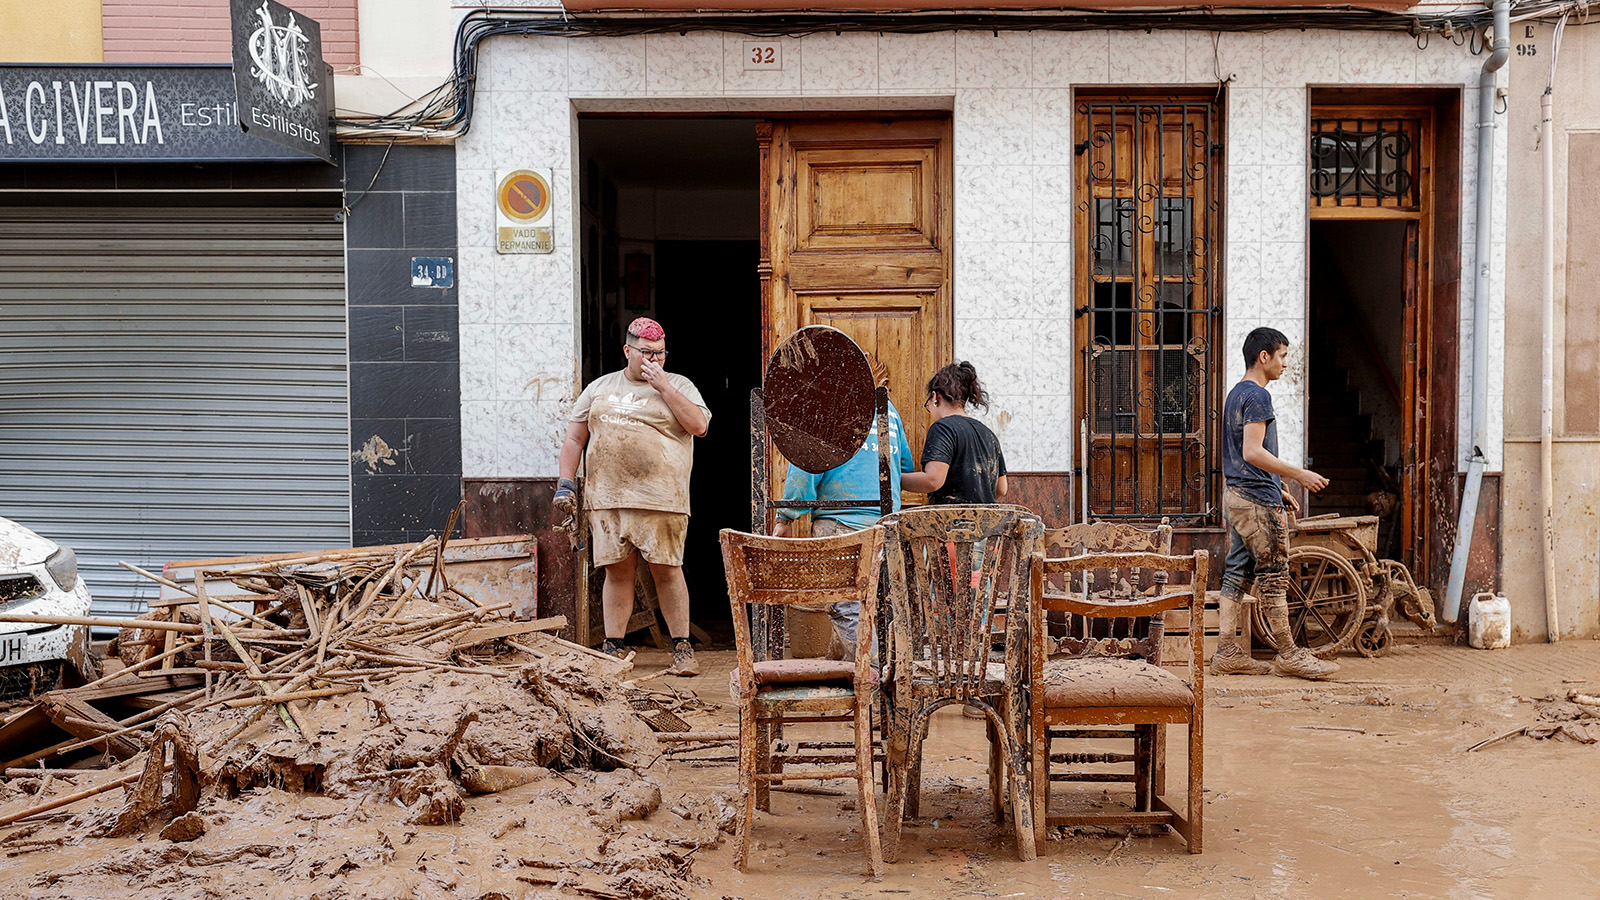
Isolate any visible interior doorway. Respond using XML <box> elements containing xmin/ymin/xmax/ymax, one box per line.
<box><xmin>576</xmin><ymin>118</ymin><xmax>762</xmax><ymax>639</ymax></box>
<box><xmin>1307</xmin><ymin>220</ymin><xmax>1412</xmax><ymax>559</ymax></box>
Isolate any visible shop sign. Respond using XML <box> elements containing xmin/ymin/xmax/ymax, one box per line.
<box><xmin>0</xmin><ymin>65</ymin><xmax>311</xmax><ymax>162</ymax></box>
<box><xmin>496</xmin><ymin>169</ymin><xmax>555</xmax><ymax>254</ymax></box>
<box><xmin>230</xmin><ymin>0</ymin><xmax>334</xmax><ymax>163</ymax></box>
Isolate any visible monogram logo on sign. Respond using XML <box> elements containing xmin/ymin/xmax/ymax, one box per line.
<box><xmin>247</xmin><ymin>0</ymin><xmax>318</xmax><ymax>108</ymax></box>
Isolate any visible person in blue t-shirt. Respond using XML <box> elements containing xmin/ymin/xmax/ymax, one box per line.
<box><xmin>1214</xmin><ymin>327</ymin><xmax>1338</xmax><ymax>681</ymax></box>
<box><xmin>773</xmin><ymin>358</ymin><xmax>914</xmax><ymax>660</ymax></box>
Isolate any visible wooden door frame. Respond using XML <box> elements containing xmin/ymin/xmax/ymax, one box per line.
<box><xmin>1307</xmin><ymin>93</ymin><xmax>1449</xmax><ymax>583</ymax></box>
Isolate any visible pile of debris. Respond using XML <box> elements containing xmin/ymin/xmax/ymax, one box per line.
<box><xmin>1468</xmin><ymin>688</ymin><xmax>1600</xmax><ymax>751</ymax></box>
<box><xmin>0</xmin><ymin>530</ymin><xmax>734</xmax><ymax>900</ymax></box>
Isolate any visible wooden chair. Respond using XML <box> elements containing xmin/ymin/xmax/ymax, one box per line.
<box><xmin>1029</xmin><ymin>548</ymin><xmax>1209</xmax><ymax>853</ymax></box>
<box><xmin>719</xmin><ymin>526</ymin><xmax>886</xmax><ymax>877</ymax></box>
<box><xmin>1042</xmin><ymin>520</ymin><xmax>1176</xmax><ymax>795</ymax></box>
<box><xmin>879</xmin><ymin>505</ymin><xmax>1042</xmax><ymax>862</ymax></box>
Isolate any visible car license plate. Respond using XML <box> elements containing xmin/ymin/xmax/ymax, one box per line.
<box><xmin>0</xmin><ymin>635</ymin><xmax>23</xmax><ymax>664</ymax></box>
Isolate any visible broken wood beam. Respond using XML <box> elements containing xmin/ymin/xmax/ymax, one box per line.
<box><xmin>0</xmin><ymin>769</ymin><xmax>145</xmax><ymax>826</ymax></box>
<box><xmin>220</xmin><ymin>686</ymin><xmax>357</xmax><ymax>708</ymax></box>
<box><xmin>446</xmin><ymin>617</ymin><xmax>567</xmax><ymax>649</ymax></box>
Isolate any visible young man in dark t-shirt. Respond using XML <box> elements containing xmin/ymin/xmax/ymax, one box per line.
<box><xmin>1214</xmin><ymin>327</ymin><xmax>1339</xmax><ymax>681</ymax></box>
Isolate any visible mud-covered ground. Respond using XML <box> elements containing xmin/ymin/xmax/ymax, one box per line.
<box><xmin>2</xmin><ymin>641</ymin><xmax>1597</xmax><ymax>899</ymax></box>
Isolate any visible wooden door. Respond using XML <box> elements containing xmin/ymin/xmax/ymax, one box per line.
<box><xmin>1075</xmin><ymin>96</ymin><xmax>1221</xmax><ymax>524</ymax></box>
<box><xmin>758</xmin><ymin>117</ymin><xmax>953</xmax><ymax>513</ymax></box>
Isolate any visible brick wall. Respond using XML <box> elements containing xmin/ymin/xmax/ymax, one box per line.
<box><xmin>102</xmin><ymin>0</ymin><xmax>358</xmax><ymax>66</ymax></box>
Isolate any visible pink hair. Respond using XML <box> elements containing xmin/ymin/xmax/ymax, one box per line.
<box><xmin>627</xmin><ymin>317</ymin><xmax>665</xmax><ymax>342</ymax></box>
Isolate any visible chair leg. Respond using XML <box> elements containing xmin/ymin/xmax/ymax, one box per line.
<box><xmin>883</xmin><ymin>755</ymin><xmax>907</xmax><ymax>864</ymax></box>
<box><xmin>987</xmin><ymin>715</ymin><xmax>1004</xmax><ymax>824</ymax></box>
<box><xmin>1153</xmin><ymin>724</ymin><xmax>1168</xmax><ymax>796</ymax></box>
<box><xmin>1005</xmin><ymin>730</ymin><xmax>1037</xmax><ymax>862</ymax></box>
<box><xmin>1033</xmin><ymin>726</ymin><xmax>1050</xmax><ymax>850</ymax></box>
<box><xmin>905</xmin><ymin>714</ymin><xmax>926</xmax><ymax>819</ymax></box>
<box><xmin>1134</xmin><ymin>725</ymin><xmax>1151</xmax><ymax>813</ymax></box>
<box><xmin>854</xmin><ymin>701</ymin><xmax>885</xmax><ymax>878</ymax></box>
<box><xmin>1187</xmin><ymin>719</ymin><xmax>1204</xmax><ymax>854</ymax></box>
<box><xmin>755</xmin><ymin>720</ymin><xmax>772</xmax><ymax>813</ymax></box>
<box><xmin>736</xmin><ymin>705</ymin><xmax>757</xmax><ymax>870</ymax></box>
<box><xmin>769</xmin><ymin>722</ymin><xmax>785</xmax><ymax>810</ymax></box>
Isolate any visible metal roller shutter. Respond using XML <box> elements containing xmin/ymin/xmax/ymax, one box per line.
<box><xmin>0</xmin><ymin>201</ymin><xmax>350</xmax><ymax>620</ymax></box>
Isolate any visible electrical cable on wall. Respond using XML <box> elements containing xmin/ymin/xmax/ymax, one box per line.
<box><xmin>334</xmin><ymin>1</ymin><xmax>1600</xmax><ymax>141</ymax></box>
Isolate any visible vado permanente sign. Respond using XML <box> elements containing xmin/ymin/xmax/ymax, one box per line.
<box><xmin>0</xmin><ymin>65</ymin><xmax>310</xmax><ymax>162</ymax></box>
<box><xmin>230</xmin><ymin>0</ymin><xmax>333</xmax><ymax>164</ymax></box>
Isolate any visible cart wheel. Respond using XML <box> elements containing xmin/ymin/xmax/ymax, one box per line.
<box><xmin>1252</xmin><ymin>545</ymin><xmax>1366</xmax><ymax>658</ymax></box>
<box><xmin>1355</xmin><ymin>620</ymin><xmax>1392</xmax><ymax>658</ymax></box>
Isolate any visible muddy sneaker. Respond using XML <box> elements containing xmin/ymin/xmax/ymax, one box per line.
<box><xmin>1210</xmin><ymin>645</ymin><xmax>1272</xmax><ymax>676</ymax></box>
<box><xmin>600</xmin><ymin>638</ymin><xmax>629</xmax><ymax>660</ymax></box>
<box><xmin>1270</xmin><ymin>647</ymin><xmax>1340</xmax><ymax>681</ymax></box>
<box><xmin>666</xmin><ymin>639</ymin><xmax>700</xmax><ymax>677</ymax></box>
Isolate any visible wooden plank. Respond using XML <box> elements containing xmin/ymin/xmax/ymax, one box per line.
<box><xmin>40</xmin><ymin>697</ymin><xmax>143</xmax><ymax>760</ymax></box>
<box><xmin>46</xmin><ymin>674</ymin><xmax>203</xmax><ymax>704</ymax></box>
<box><xmin>448</xmin><ymin>616</ymin><xmax>567</xmax><ymax>649</ymax></box>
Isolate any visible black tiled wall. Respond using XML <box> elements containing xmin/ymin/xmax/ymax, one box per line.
<box><xmin>343</xmin><ymin>144</ymin><xmax>462</xmax><ymax>546</ymax></box>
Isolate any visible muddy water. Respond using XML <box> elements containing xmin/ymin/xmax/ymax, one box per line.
<box><xmin>674</xmin><ymin>648</ymin><xmax>1600</xmax><ymax>900</ymax></box>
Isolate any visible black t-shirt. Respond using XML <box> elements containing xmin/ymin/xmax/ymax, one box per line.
<box><xmin>921</xmin><ymin>415</ymin><xmax>1007</xmax><ymax>505</ymax></box>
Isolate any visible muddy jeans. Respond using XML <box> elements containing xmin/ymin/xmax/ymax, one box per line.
<box><xmin>1219</xmin><ymin>488</ymin><xmax>1295</xmax><ymax>651</ymax></box>
<box><xmin>809</xmin><ymin>518</ymin><xmax>862</xmax><ymax>658</ymax></box>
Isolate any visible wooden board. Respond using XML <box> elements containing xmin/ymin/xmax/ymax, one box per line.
<box><xmin>449</xmin><ymin>616</ymin><xmax>567</xmax><ymax>649</ymax></box>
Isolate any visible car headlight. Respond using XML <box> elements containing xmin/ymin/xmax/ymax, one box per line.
<box><xmin>45</xmin><ymin>546</ymin><xmax>77</xmax><ymax>592</ymax></box>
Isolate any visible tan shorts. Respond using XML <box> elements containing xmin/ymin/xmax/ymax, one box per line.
<box><xmin>587</xmin><ymin>508</ymin><xmax>689</xmax><ymax>567</ymax></box>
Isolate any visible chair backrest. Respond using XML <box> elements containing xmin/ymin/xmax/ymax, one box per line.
<box><xmin>881</xmin><ymin>505</ymin><xmax>1043</xmax><ymax>702</ymax></box>
<box><xmin>1031</xmin><ymin>551</ymin><xmax>1209</xmax><ymax>677</ymax></box>
<box><xmin>1042</xmin><ymin>519</ymin><xmax>1174</xmax><ymax>645</ymax></box>
<box><xmin>720</xmin><ymin>527</ymin><xmax>885</xmax><ymax>686</ymax></box>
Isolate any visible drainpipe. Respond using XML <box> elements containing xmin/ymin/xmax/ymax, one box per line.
<box><xmin>1539</xmin><ymin>15</ymin><xmax>1570</xmax><ymax>642</ymax></box>
<box><xmin>1443</xmin><ymin>0</ymin><xmax>1511</xmax><ymax>625</ymax></box>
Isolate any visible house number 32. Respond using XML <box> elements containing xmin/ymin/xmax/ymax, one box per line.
<box><xmin>744</xmin><ymin>41</ymin><xmax>782</xmax><ymax>70</ymax></box>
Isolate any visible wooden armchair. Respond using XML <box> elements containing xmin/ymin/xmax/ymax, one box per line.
<box><xmin>720</xmin><ymin>526</ymin><xmax>886</xmax><ymax>877</ymax></box>
<box><xmin>1029</xmin><ymin>549</ymin><xmax>1209</xmax><ymax>853</ymax></box>
<box><xmin>879</xmin><ymin>505</ymin><xmax>1042</xmax><ymax>862</ymax></box>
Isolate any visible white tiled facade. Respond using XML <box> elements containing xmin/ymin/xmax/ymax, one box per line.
<box><xmin>456</xmin><ymin>29</ymin><xmax>1504</xmax><ymax>480</ymax></box>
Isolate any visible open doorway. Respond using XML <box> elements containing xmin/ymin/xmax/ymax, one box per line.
<box><xmin>577</xmin><ymin>118</ymin><xmax>763</xmax><ymax>641</ymax></box>
<box><xmin>1306</xmin><ymin>220</ymin><xmax>1412</xmax><ymax>559</ymax></box>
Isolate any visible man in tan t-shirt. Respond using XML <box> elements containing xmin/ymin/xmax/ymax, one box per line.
<box><xmin>553</xmin><ymin>317</ymin><xmax>710</xmax><ymax>675</ymax></box>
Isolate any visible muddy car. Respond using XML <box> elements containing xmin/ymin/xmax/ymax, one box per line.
<box><xmin>0</xmin><ymin>516</ymin><xmax>96</xmax><ymax>699</ymax></box>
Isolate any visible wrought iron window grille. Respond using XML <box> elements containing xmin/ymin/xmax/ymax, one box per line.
<box><xmin>1310</xmin><ymin>118</ymin><xmax>1421</xmax><ymax>207</ymax></box>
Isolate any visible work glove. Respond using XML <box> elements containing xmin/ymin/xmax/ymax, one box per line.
<box><xmin>552</xmin><ymin>478</ymin><xmax>580</xmax><ymax>523</ymax></box>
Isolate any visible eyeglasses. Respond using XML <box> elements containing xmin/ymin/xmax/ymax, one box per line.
<box><xmin>629</xmin><ymin>346</ymin><xmax>668</xmax><ymax>360</ymax></box>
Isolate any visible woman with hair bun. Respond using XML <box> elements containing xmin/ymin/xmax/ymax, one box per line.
<box><xmin>901</xmin><ymin>361</ymin><xmax>1008</xmax><ymax>503</ymax></box>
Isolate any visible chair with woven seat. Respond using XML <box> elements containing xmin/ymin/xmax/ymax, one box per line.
<box><xmin>1043</xmin><ymin>520</ymin><xmax>1176</xmax><ymax>793</ymax></box>
<box><xmin>1029</xmin><ymin>548</ymin><xmax>1209</xmax><ymax>853</ymax></box>
<box><xmin>719</xmin><ymin>526</ymin><xmax>886</xmax><ymax>877</ymax></box>
<box><xmin>879</xmin><ymin>505</ymin><xmax>1042</xmax><ymax>862</ymax></box>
